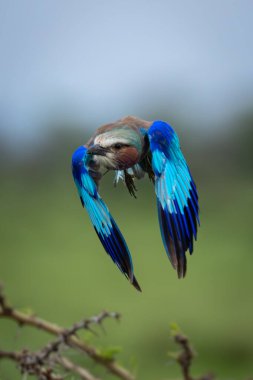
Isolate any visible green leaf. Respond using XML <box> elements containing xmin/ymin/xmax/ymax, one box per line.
<box><xmin>98</xmin><ymin>346</ymin><xmax>122</xmax><ymax>360</ymax></box>
<box><xmin>169</xmin><ymin>322</ymin><xmax>182</xmax><ymax>336</ymax></box>
<box><xmin>18</xmin><ymin>307</ymin><xmax>34</xmax><ymax>316</ymax></box>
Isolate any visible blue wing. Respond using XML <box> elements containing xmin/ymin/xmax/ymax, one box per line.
<box><xmin>72</xmin><ymin>146</ymin><xmax>141</xmax><ymax>291</ymax></box>
<box><xmin>147</xmin><ymin>121</ymin><xmax>199</xmax><ymax>278</ymax></box>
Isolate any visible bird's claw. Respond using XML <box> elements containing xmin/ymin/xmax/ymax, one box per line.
<box><xmin>124</xmin><ymin>170</ymin><xmax>138</xmax><ymax>198</ymax></box>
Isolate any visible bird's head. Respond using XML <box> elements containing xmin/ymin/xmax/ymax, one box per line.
<box><xmin>87</xmin><ymin>126</ymin><xmax>144</xmax><ymax>170</ymax></box>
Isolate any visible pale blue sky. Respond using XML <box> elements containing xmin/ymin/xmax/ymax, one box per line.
<box><xmin>0</xmin><ymin>0</ymin><xmax>253</xmax><ymax>143</ymax></box>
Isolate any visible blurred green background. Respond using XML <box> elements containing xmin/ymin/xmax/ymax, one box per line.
<box><xmin>1</xmin><ymin>115</ymin><xmax>253</xmax><ymax>379</ymax></box>
<box><xmin>1</xmin><ymin>1</ymin><xmax>253</xmax><ymax>379</ymax></box>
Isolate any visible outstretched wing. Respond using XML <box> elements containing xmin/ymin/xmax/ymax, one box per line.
<box><xmin>72</xmin><ymin>146</ymin><xmax>141</xmax><ymax>291</ymax></box>
<box><xmin>147</xmin><ymin>121</ymin><xmax>199</xmax><ymax>278</ymax></box>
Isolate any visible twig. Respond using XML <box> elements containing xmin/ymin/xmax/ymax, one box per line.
<box><xmin>0</xmin><ymin>286</ymin><xmax>134</xmax><ymax>380</ymax></box>
<box><xmin>173</xmin><ymin>333</ymin><xmax>215</xmax><ymax>380</ymax></box>
<box><xmin>56</xmin><ymin>356</ymin><xmax>101</xmax><ymax>380</ymax></box>
<box><xmin>174</xmin><ymin>334</ymin><xmax>194</xmax><ymax>380</ymax></box>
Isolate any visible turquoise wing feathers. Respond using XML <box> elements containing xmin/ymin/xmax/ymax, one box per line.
<box><xmin>72</xmin><ymin>146</ymin><xmax>141</xmax><ymax>291</ymax></box>
<box><xmin>147</xmin><ymin>121</ymin><xmax>199</xmax><ymax>277</ymax></box>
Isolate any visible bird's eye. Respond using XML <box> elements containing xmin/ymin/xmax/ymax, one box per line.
<box><xmin>114</xmin><ymin>143</ymin><xmax>123</xmax><ymax>150</ymax></box>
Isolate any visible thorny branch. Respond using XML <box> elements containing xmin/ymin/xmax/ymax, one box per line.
<box><xmin>174</xmin><ymin>333</ymin><xmax>195</xmax><ymax>380</ymax></box>
<box><xmin>39</xmin><ymin>310</ymin><xmax>120</xmax><ymax>363</ymax></box>
<box><xmin>1</xmin><ymin>285</ymin><xmax>240</xmax><ymax>380</ymax></box>
<box><xmin>0</xmin><ymin>349</ymin><xmax>64</xmax><ymax>380</ymax></box>
<box><xmin>0</xmin><ymin>285</ymin><xmax>134</xmax><ymax>380</ymax></box>
<box><xmin>0</xmin><ymin>349</ymin><xmax>100</xmax><ymax>380</ymax></box>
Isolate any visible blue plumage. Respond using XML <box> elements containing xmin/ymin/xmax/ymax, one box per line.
<box><xmin>72</xmin><ymin>116</ymin><xmax>199</xmax><ymax>290</ymax></box>
<box><xmin>147</xmin><ymin>121</ymin><xmax>199</xmax><ymax>277</ymax></box>
<box><xmin>72</xmin><ymin>145</ymin><xmax>141</xmax><ymax>291</ymax></box>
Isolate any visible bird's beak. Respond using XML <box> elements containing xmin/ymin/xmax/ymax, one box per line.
<box><xmin>87</xmin><ymin>145</ymin><xmax>107</xmax><ymax>156</ymax></box>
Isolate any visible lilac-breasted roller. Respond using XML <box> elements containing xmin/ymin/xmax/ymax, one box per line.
<box><xmin>72</xmin><ymin>116</ymin><xmax>199</xmax><ymax>291</ymax></box>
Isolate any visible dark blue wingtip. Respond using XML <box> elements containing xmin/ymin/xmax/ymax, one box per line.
<box><xmin>132</xmin><ymin>276</ymin><xmax>142</xmax><ymax>292</ymax></box>
<box><xmin>157</xmin><ymin>193</ymin><xmax>199</xmax><ymax>279</ymax></box>
<box><xmin>94</xmin><ymin>214</ymin><xmax>141</xmax><ymax>291</ymax></box>
<box><xmin>158</xmin><ymin>203</ymin><xmax>187</xmax><ymax>279</ymax></box>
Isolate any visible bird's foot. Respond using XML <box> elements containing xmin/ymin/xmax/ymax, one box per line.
<box><xmin>124</xmin><ymin>170</ymin><xmax>137</xmax><ymax>198</ymax></box>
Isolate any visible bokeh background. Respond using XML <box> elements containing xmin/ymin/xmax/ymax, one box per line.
<box><xmin>1</xmin><ymin>1</ymin><xmax>253</xmax><ymax>379</ymax></box>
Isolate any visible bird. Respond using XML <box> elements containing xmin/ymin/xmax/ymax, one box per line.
<box><xmin>72</xmin><ymin>116</ymin><xmax>199</xmax><ymax>291</ymax></box>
